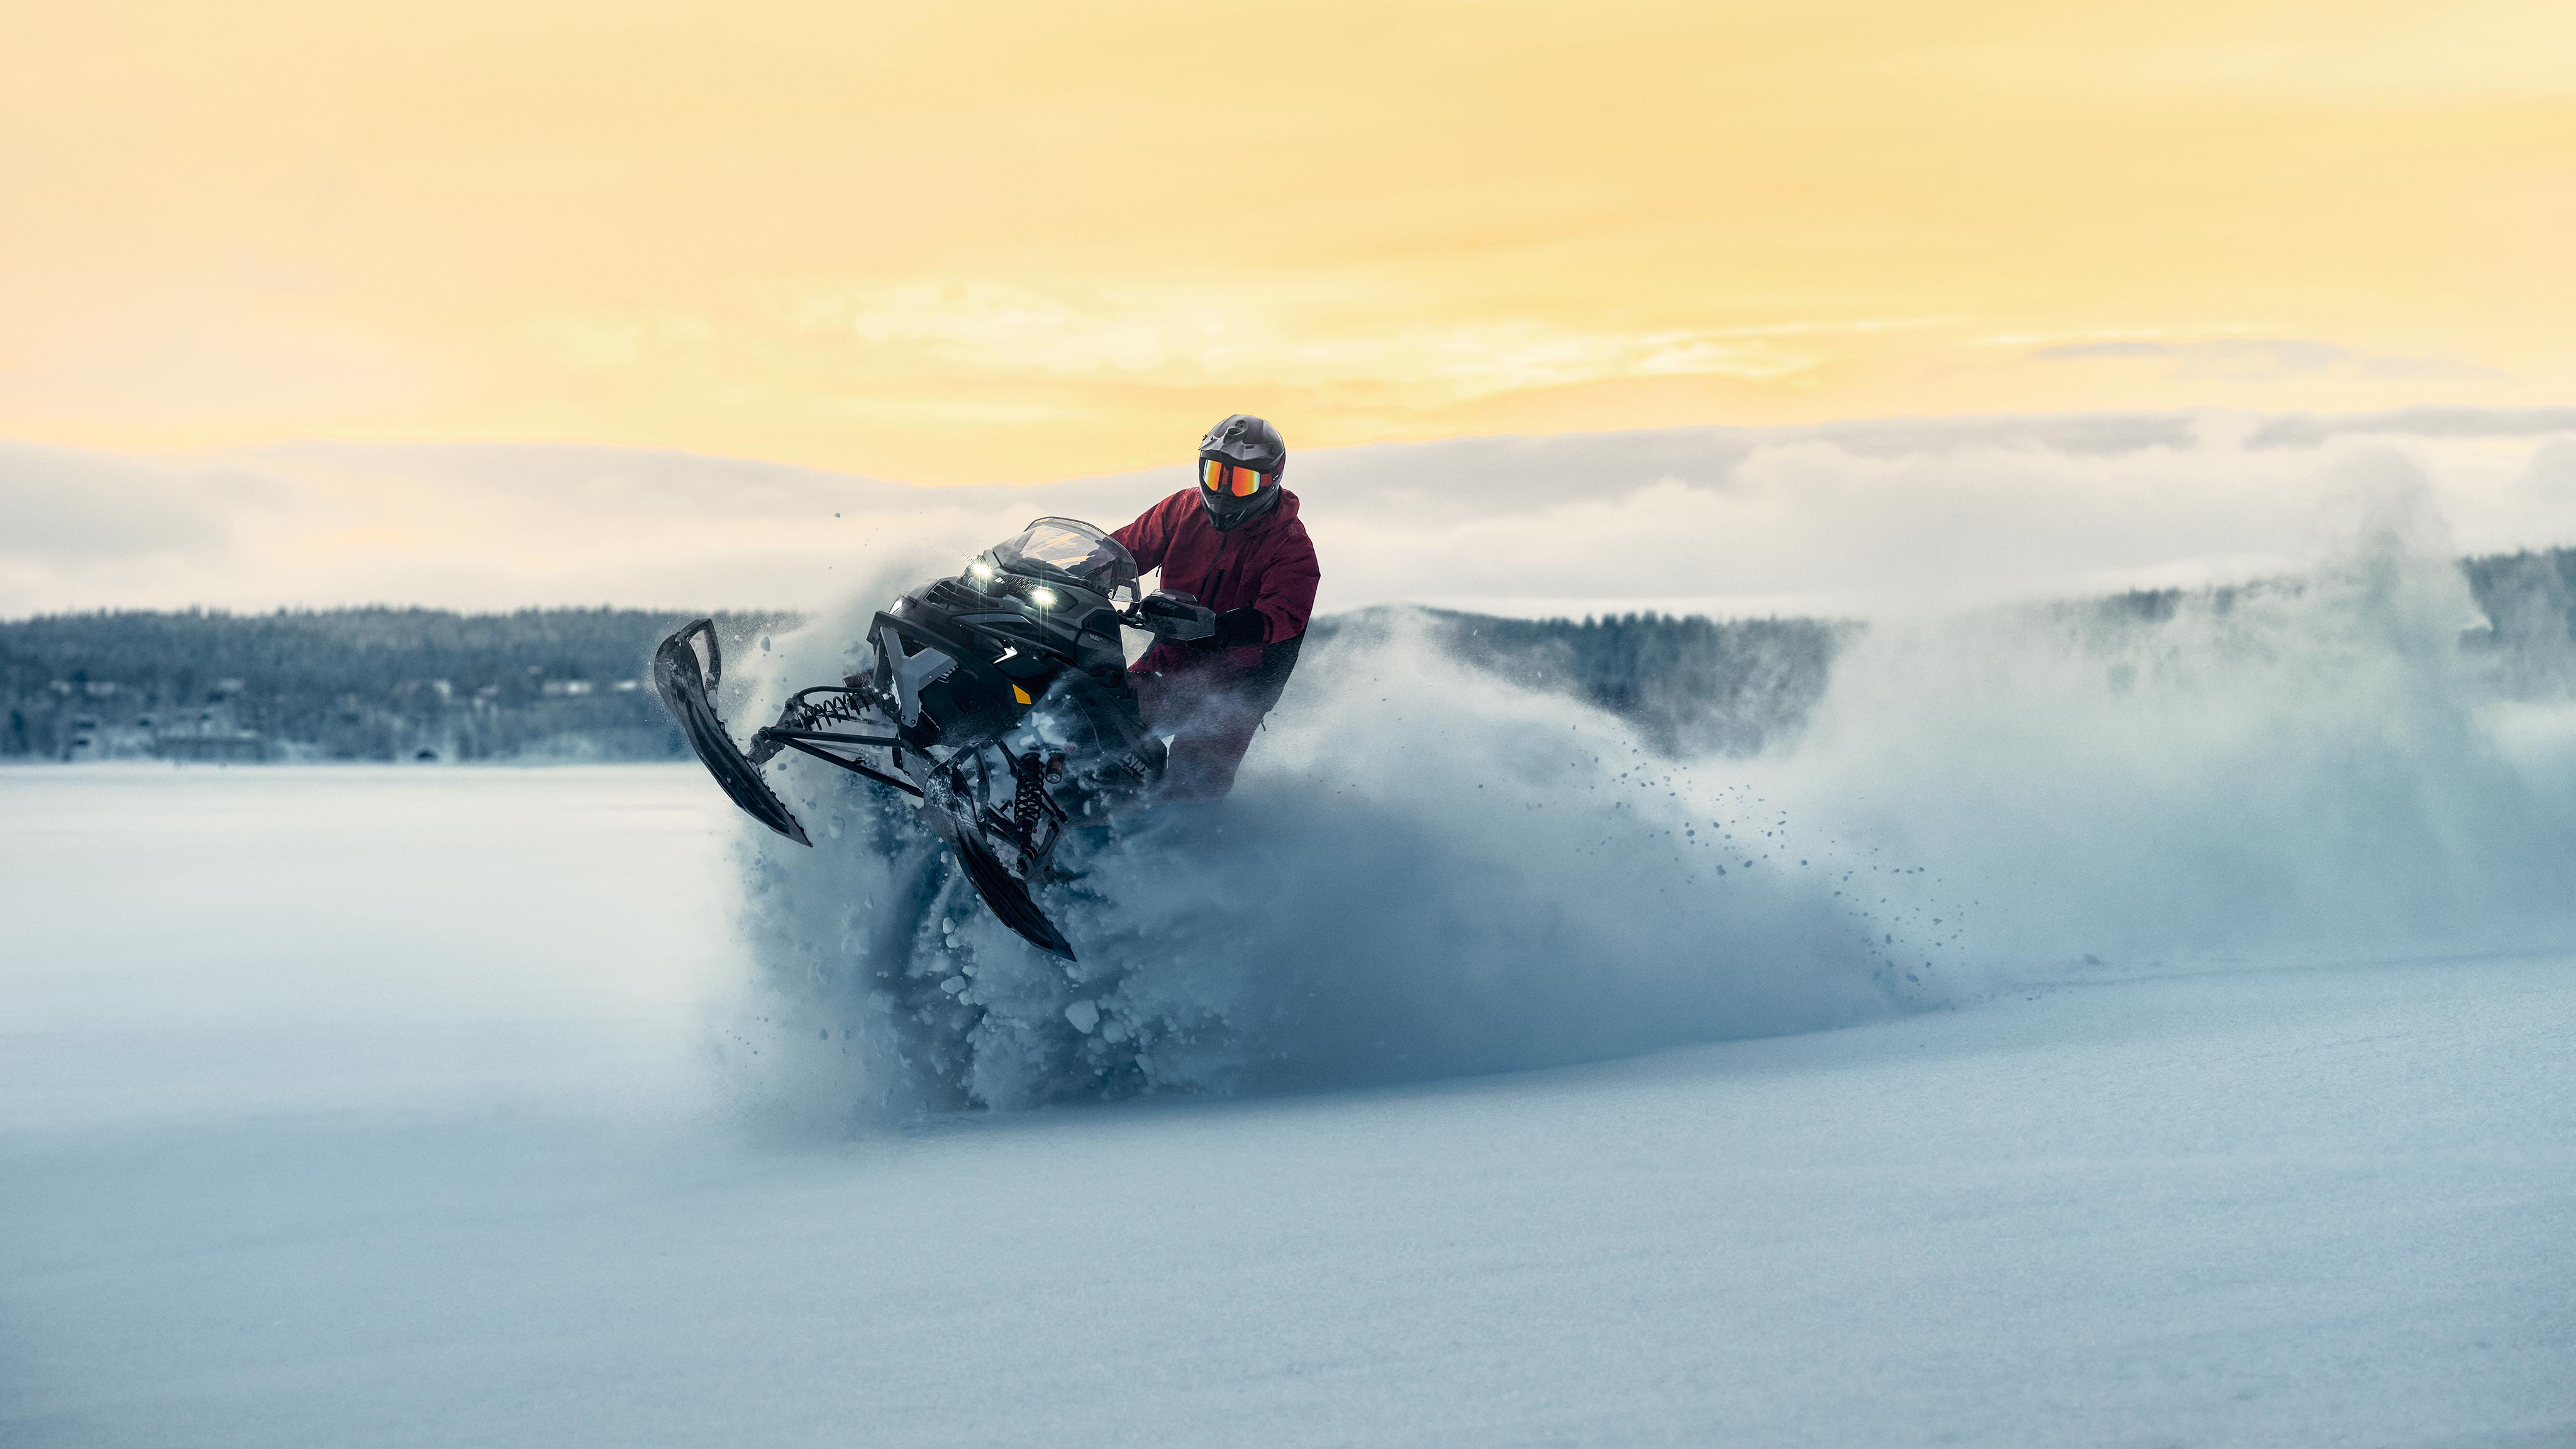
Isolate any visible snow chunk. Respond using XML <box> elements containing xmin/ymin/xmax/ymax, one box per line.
<box><xmin>1063</xmin><ymin>1000</ymin><xmax>1100</xmax><ymax>1034</ymax></box>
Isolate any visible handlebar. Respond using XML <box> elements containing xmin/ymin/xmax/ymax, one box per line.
<box><xmin>1123</xmin><ymin>589</ymin><xmax>1216</xmax><ymax>642</ymax></box>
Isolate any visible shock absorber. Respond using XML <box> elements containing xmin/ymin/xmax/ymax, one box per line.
<box><xmin>1011</xmin><ymin>752</ymin><xmax>1046</xmax><ymax>834</ymax></box>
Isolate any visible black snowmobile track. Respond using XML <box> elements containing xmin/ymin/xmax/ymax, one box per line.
<box><xmin>652</xmin><ymin>619</ymin><xmax>812</xmax><ymax>847</ymax></box>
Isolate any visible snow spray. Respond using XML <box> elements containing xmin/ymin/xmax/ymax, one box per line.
<box><xmin>714</xmin><ymin>454</ymin><xmax>2576</xmax><ymax>1121</ymax></box>
<box><xmin>714</xmin><ymin>579</ymin><xmax>1909</xmax><ymax>1121</ymax></box>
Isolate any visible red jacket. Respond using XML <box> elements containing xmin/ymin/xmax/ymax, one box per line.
<box><xmin>1113</xmin><ymin>488</ymin><xmax>1320</xmax><ymax>681</ymax></box>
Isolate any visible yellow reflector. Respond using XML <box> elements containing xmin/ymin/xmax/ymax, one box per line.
<box><xmin>1012</xmin><ymin>684</ymin><xmax>1031</xmax><ymax>704</ymax></box>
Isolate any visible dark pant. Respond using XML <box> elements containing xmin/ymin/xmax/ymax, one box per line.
<box><xmin>1131</xmin><ymin>666</ymin><xmax>1267</xmax><ymax>801</ymax></box>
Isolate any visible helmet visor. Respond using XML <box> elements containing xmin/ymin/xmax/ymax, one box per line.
<box><xmin>1201</xmin><ymin>458</ymin><xmax>1271</xmax><ymax>498</ymax></box>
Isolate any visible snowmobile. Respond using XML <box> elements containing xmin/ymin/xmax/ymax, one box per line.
<box><xmin>652</xmin><ymin>517</ymin><xmax>1217</xmax><ymax>959</ymax></box>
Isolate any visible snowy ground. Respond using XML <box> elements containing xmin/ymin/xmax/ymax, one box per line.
<box><xmin>4</xmin><ymin>765</ymin><xmax>2570</xmax><ymax>1445</ymax></box>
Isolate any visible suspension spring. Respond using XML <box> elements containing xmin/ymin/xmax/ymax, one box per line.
<box><xmin>786</xmin><ymin>689</ymin><xmax>871</xmax><ymax>730</ymax></box>
<box><xmin>1012</xmin><ymin>754</ymin><xmax>1046</xmax><ymax>833</ymax></box>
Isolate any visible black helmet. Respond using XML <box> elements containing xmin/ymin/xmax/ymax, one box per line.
<box><xmin>1196</xmin><ymin>414</ymin><xmax>1286</xmax><ymax>531</ymax></box>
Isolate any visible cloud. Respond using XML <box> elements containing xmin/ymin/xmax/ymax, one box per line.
<box><xmin>2244</xmin><ymin>407</ymin><xmax>2576</xmax><ymax>449</ymax></box>
<box><xmin>1890</xmin><ymin>5</ymin><xmax>2576</xmax><ymax>103</ymax></box>
<box><xmin>796</xmin><ymin>279</ymin><xmax>1858</xmax><ymax>399</ymax></box>
<box><xmin>2033</xmin><ymin>338</ymin><xmax>2498</xmax><ymax>386</ymax></box>
<box><xmin>519</xmin><ymin>313</ymin><xmax>718</xmax><ymax>370</ymax></box>
<box><xmin>6</xmin><ymin>409</ymin><xmax>2576</xmax><ymax>620</ymax></box>
<box><xmin>0</xmin><ymin>443</ymin><xmax>277</xmax><ymax>561</ymax></box>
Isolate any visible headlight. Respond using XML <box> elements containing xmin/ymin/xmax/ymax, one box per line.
<box><xmin>969</xmin><ymin>560</ymin><xmax>996</xmax><ymax>581</ymax></box>
<box><xmin>1025</xmin><ymin>586</ymin><xmax>1058</xmax><ymax>609</ymax></box>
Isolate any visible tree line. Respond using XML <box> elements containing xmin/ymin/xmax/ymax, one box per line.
<box><xmin>6</xmin><ymin>545</ymin><xmax>2569</xmax><ymax>763</ymax></box>
<box><xmin>0</xmin><ymin>607</ymin><xmax>714</xmax><ymax>761</ymax></box>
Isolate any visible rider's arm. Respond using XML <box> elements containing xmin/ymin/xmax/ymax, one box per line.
<box><xmin>1224</xmin><ymin>526</ymin><xmax>1318</xmax><ymax>709</ymax></box>
<box><xmin>1111</xmin><ymin>493</ymin><xmax>1182</xmax><ymax>575</ymax></box>
<box><xmin>1242</xmin><ymin>520</ymin><xmax>1321</xmax><ymax>645</ymax></box>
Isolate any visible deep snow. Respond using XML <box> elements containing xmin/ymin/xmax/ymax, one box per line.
<box><xmin>3</xmin><ymin>765</ymin><xmax>2571</xmax><ymax>1446</ymax></box>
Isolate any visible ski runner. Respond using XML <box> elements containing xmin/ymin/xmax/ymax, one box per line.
<box><xmin>1111</xmin><ymin>414</ymin><xmax>1321</xmax><ymax>799</ymax></box>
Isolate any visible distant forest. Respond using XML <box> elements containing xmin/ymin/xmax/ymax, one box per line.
<box><xmin>6</xmin><ymin>544</ymin><xmax>2572</xmax><ymax>763</ymax></box>
<box><xmin>2</xmin><ymin>601</ymin><xmax>1840</xmax><ymax>764</ymax></box>
<box><xmin>2076</xmin><ymin>546</ymin><xmax>2576</xmax><ymax>697</ymax></box>
<box><xmin>0</xmin><ymin>608</ymin><xmax>710</xmax><ymax>763</ymax></box>
<box><xmin>2460</xmin><ymin>548</ymin><xmax>2576</xmax><ymax>696</ymax></box>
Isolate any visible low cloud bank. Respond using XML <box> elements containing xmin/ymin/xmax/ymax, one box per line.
<box><xmin>6</xmin><ymin>409</ymin><xmax>2575</xmax><ymax>620</ymax></box>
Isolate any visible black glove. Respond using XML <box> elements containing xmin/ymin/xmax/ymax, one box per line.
<box><xmin>1211</xmin><ymin>606</ymin><xmax>1267</xmax><ymax>648</ymax></box>
<box><xmin>1135</xmin><ymin>591</ymin><xmax>1215</xmax><ymax>641</ymax></box>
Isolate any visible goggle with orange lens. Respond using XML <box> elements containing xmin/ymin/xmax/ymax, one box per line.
<box><xmin>1201</xmin><ymin>459</ymin><xmax>1272</xmax><ymax>497</ymax></box>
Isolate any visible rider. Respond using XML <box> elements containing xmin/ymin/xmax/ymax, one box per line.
<box><xmin>1113</xmin><ymin>414</ymin><xmax>1320</xmax><ymax>799</ymax></box>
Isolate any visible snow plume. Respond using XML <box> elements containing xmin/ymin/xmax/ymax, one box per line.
<box><xmin>718</xmin><ymin>601</ymin><xmax>1907</xmax><ymax>1122</ymax></box>
<box><xmin>714</xmin><ymin>452</ymin><xmax>2576</xmax><ymax>1123</ymax></box>
<box><xmin>1753</xmin><ymin>453</ymin><xmax>2576</xmax><ymax>991</ymax></box>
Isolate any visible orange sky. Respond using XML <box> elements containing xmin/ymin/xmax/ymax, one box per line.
<box><xmin>4</xmin><ymin>0</ymin><xmax>2572</xmax><ymax>484</ymax></box>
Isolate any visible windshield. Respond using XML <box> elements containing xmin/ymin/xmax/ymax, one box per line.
<box><xmin>988</xmin><ymin>517</ymin><xmax>1138</xmax><ymax>594</ymax></box>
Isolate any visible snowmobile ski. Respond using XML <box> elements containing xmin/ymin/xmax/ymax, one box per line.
<box><xmin>953</xmin><ymin>829</ymin><xmax>1076</xmax><ymax>958</ymax></box>
<box><xmin>651</xmin><ymin>618</ymin><xmax>810</xmax><ymax>846</ymax></box>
